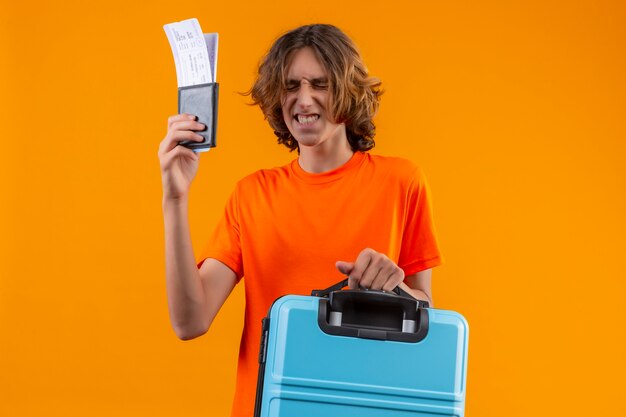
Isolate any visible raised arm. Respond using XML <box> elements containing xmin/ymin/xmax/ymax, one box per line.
<box><xmin>159</xmin><ymin>114</ymin><xmax>237</xmax><ymax>340</ymax></box>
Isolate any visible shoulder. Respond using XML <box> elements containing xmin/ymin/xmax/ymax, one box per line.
<box><xmin>235</xmin><ymin>163</ymin><xmax>293</xmax><ymax>193</ymax></box>
<box><xmin>365</xmin><ymin>153</ymin><xmax>425</xmax><ymax>184</ymax></box>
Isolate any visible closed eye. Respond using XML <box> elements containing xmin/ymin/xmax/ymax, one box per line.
<box><xmin>311</xmin><ymin>82</ymin><xmax>328</xmax><ymax>90</ymax></box>
<box><xmin>284</xmin><ymin>78</ymin><xmax>329</xmax><ymax>92</ymax></box>
<box><xmin>284</xmin><ymin>80</ymin><xmax>300</xmax><ymax>92</ymax></box>
<box><xmin>310</xmin><ymin>77</ymin><xmax>329</xmax><ymax>90</ymax></box>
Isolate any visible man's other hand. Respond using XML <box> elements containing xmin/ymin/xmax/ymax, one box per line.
<box><xmin>335</xmin><ymin>248</ymin><xmax>404</xmax><ymax>292</ymax></box>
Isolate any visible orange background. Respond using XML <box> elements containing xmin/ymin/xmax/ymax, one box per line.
<box><xmin>1</xmin><ymin>1</ymin><xmax>625</xmax><ymax>416</ymax></box>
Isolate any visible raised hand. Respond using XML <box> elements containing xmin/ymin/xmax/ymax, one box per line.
<box><xmin>158</xmin><ymin>114</ymin><xmax>206</xmax><ymax>200</ymax></box>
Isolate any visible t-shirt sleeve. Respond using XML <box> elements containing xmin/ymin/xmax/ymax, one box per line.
<box><xmin>197</xmin><ymin>186</ymin><xmax>244</xmax><ymax>281</ymax></box>
<box><xmin>398</xmin><ymin>167</ymin><xmax>443</xmax><ymax>276</ymax></box>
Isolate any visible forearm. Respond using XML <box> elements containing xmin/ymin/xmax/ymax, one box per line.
<box><xmin>162</xmin><ymin>198</ymin><xmax>208</xmax><ymax>339</ymax></box>
<box><xmin>398</xmin><ymin>283</ymin><xmax>432</xmax><ymax>306</ymax></box>
<box><xmin>399</xmin><ymin>268</ymin><xmax>434</xmax><ymax>308</ymax></box>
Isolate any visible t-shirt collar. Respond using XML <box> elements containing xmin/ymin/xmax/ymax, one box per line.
<box><xmin>290</xmin><ymin>151</ymin><xmax>367</xmax><ymax>184</ymax></box>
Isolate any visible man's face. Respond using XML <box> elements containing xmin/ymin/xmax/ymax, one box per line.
<box><xmin>281</xmin><ymin>47</ymin><xmax>346</xmax><ymax>150</ymax></box>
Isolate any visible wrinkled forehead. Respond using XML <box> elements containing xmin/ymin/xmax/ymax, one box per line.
<box><xmin>282</xmin><ymin>47</ymin><xmax>330</xmax><ymax>84</ymax></box>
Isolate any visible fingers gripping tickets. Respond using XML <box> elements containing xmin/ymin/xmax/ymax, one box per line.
<box><xmin>158</xmin><ymin>113</ymin><xmax>207</xmax><ymax>200</ymax></box>
<box><xmin>336</xmin><ymin>248</ymin><xmax>405</xmax><ymax>292</ymax></box>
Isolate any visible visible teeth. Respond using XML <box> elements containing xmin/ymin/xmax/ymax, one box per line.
<box><xmin>297</xmin><ymin>114</ymin><xmax>319</xmax><ymax>124</ymax></box>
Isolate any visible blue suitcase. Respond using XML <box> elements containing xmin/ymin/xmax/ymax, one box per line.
<box><xmin>254</xmin><ymin>280</ymin><xmax>469</xmax><ymax>417</ymax></box>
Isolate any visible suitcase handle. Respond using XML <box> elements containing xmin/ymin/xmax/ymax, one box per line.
<box><xmin>314</xmin><ymin>279</ymin><xmax>430</xmax><ymax>343</ymax></box>
<box><xmin>312</xmin><ymin>278</ymin><xmax>429</xmax><ymax>309</ymax></box>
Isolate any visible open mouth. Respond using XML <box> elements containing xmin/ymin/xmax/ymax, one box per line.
<box><xmin>294</xmin><ymin>114</ymin><xmax>320</xmax><ymax>125</ymax></box>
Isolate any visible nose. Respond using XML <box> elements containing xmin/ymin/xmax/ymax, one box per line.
<box><xmin>296</xmin><ymin>81</ymin><xmax>314</xmax><ymax>109</ymax></box>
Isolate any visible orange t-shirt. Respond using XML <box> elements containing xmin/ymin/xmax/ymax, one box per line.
<box><xmin>199</xmin><ymin>151</ymin><xmax>442</xmax><ymax>417</ymax></box>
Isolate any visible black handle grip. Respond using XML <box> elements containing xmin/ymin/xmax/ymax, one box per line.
<box><xmin>311</xmin><ymin>279</ymin><xmax>350</xmax><ymax>297</ymax></box>
<box><xmin>314</xmin><ymin>279</ymin><xmax>430</xmax><ymax>343</ymax></box>
<box><xmin>312</xmin><ymin>278</ymin><xmax>429</xmax><ymax>309</ymax></box>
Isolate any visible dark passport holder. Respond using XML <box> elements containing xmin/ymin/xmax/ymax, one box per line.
<box><xmin>178</xmin><ymin>82</ymin><xmax>219</xmax><ymax>151</ymax></box>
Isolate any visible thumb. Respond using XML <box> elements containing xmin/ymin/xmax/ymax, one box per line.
<box><xmin>335</xmin><ymin>261</ymin><xmax>354</xmax><ymax>276</ymax></box>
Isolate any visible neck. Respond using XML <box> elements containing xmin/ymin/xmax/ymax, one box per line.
<box><xmin>297</xmin><ymin>128</ymin><xmax>353</xmax><ymax>174</ymax></box>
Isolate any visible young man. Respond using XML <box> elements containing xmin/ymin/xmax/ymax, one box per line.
<box><xmin>158</xmin><ymin>24</ymin><xmax>441</xmax><ymax>417</ymax></box>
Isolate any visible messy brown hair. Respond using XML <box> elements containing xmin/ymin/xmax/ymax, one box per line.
<box><xmin>245</xmin><ymin>24</ymin><xmax>383</xmax><ymax>152</ymax></box>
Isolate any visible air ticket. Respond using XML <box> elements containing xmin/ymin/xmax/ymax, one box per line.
<box><xmin>163</xmin><ymin>18</ymin><xmax>218</xmax><ymax>87</ymax></box>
